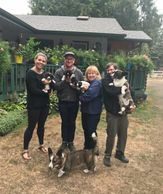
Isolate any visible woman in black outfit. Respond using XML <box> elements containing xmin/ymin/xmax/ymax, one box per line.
<box><xmin>22</xmin><ymin>52</ymin><xmax>51</xmax><ymax>160</ymax></box>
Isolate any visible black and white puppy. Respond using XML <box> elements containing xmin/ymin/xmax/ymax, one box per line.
<box><xmin>48</xmin><ymin>133</ymin><xmax>99</xmax><ymax>177</ymax></box>
<box><xmin>62</xmin><ymin>70</ymin><xmax>90</xmax><ymax>92</ymax></box>
<box><xmin>41</xmin><ymin>72</ymin><xmax>55</xmax><ymax>93</ymax></box>
<box><xmin>111</xmin><ymin>70</ymin><xmax>135</xmax><ymax>114</ymax></box>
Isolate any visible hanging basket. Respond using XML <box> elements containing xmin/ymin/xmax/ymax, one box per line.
<box><xmin>15</xmin><ymin>55</ymin><xmax>23</xmax><ymax>64</ymax></box>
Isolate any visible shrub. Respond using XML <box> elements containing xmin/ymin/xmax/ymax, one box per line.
<box><xmin>0</xmin><ymin>93</ymin><xmax>26</xmax><ymax>112</ymax></box>
<box><xmin>0</xmin><ymin>110</ymin><xmax>26</xmax><ymax>136</ymax></box>
<box><xmin>49</xmin><ymin>92</ymin><xmax>59</xmax><ymax>114</ymax></box>
<box><xmin>107</xmin><ymin>53</ymin><xmax>155</xmax><ymax>72</ymax></box>
<box><xmin>0</xmin><ymin>41</ymin><xmax>11</xmax><ymax>77</ymax></box>
<box><xmin>127</xmin><ymin>55</ymin><xmax>155</xmax><ymax>72</ymax></box>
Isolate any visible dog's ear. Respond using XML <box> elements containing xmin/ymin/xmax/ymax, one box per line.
<box><xmin>48</xmin><ymin>147</ymin><xmax>53</xmax><ymax>156</ymax></box>
<box><xmin>56</xmin><ymin>148</ymin><xmax>63</xmax><ymax>157</ymax></box>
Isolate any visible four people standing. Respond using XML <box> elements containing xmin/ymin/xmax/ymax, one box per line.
<box><xmin>22</xmin><ymin>51</ymin><xmax>135</xmax><ymax>167</ymax></box>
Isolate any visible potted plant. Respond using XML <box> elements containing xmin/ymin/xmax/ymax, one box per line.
<box><xmin>14</xmin><ymin>44</ymin><xmax>25</xmax><ymax>64</ymax></box>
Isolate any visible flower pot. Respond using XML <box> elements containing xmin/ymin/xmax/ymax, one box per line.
<box><xmin>15</xmin><ymin>55</ymin><xmax>23</xmax><ymax>64</ymax></box>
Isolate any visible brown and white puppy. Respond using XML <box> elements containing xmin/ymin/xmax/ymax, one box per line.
<box><xmin>48</xmin><ymin>133</ymin><xmax>99</xmax><ymax>177</ymax></box>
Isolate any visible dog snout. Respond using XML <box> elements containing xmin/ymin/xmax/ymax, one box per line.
<box><xmin>48</xmin><ymin>162</ymin><xmax>54</xmax><ymax>169</ymax></box>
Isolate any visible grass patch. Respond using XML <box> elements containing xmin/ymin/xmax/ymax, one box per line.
<box><xmin>132</xmin><ymin>99</ymin><xmax>159</xmax><ymax>123</ymax></box>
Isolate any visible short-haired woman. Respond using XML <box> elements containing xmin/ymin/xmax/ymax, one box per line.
<box><xmin>79</xmin><ymin>65</ymin><xmax>103</xmax><ymax>150</ymax></box>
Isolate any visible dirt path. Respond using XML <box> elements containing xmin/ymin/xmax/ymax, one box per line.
<box><xmin>0</xmin><ymin>78</ymin><xmax>163</xmax><ymax>194</ymax></box>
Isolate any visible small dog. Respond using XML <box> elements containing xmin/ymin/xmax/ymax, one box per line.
<box><xmin>61</xmin><ymin>70</ymin><xmax>74</xmax><ymax>81</ymax></box>
<box><xmin>62</xmin><ymin>70</ymin><xmax>90</xmax><ymax>92</ymax></box>
<box><xmin>111</xmin><ymin>70</ymin><xmax>135</xmax><ymax>114</ymax></box>
<box><xmin>48</xmin><ymin>133</ymin><xmax>99</xmax><ymax>177</ymax></box>
<box><xmin>41</xmin><ymin>72</ymin><xmax>55</xmax><ymax>93</ymax></box>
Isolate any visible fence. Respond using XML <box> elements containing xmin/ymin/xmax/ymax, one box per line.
<box><xmin>0</xmin><ymin>64</ymin><xmax>59</xmax><ymax>101</ymax></box>
<box><xmin>0</xmin><ymin>63</ymin><xmax>148</xmax><ymax>102</ymax></box>
<box><xmin>126</xmin><ymin>65</ymin><xmax>148</xmax><ymax>103</ymax></box>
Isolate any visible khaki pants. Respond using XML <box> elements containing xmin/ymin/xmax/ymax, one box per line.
<box><xmin>104</xmin><ymin>112</ymin><xmax>129</xmax><ymax>156</ymax></box>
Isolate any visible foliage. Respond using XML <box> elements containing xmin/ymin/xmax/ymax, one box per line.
<box><xmin>23</xmin><ymin>37</ymin><xmax>40</xmax><ymax>63</ymax></box>
<box><xmin>106</xmin><ymin>53</ymin><xmax>154</xmax><ymax>72</ymax></box>
<box><xmin>29</xmin><ymin>0</ymin><xmax>162</xmax><ymax>66</ymax></box>
<box><xmin>150</xmin><ymin>28</ymin><xmax>163</xmax><ymax>69</ymax></box>
<box><xmin>14</xmin><ymin>43</ymin><xmax>26</xmax><ymax>56</ymax></box>
<box><xmin>0</xmin><ymin>41</ymin><xmax>11</xmax><ymax>76</ymax></box>
<box><xmin>0</xmin><ymin>108</ymin><xmax>8</xmax><ymax>116</ymax></box>
<box><xmin>29</xmin><ymin>0</ymin><xmax>161</xmax><ymax>32</ymax></box>
<box><xmin>43</xmin><ymin>45</ymin><xmax>108</xmax><ymax>72</ymax></box>
<box><xmin>127</xmin><ymin>54</ymin><xmax>154</xmax><ymax>72</ymax></box>
<box><xmin>0</xmin><ymin>93</ymin><xmax>27</xmax><ymax>111</ymax></box>
<box><xmin>49</xmin><ymin>92</ymin><xmax>59</xmax><ymax>114</ymax></box>
<box><xmin>108</xmin><ymin>53</ymin><xmax>127</xmax><ymax>70</ymax></box>
<box><xmin>0</xmin><ymin>110</ymin><xmax>26</xmax><ymax>136</ymax></box>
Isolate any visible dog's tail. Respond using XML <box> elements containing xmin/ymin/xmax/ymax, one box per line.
<box><xmin>91</xmin><ymin>132</ymin><xmax>99</xmax><ymax>156</ymax></box>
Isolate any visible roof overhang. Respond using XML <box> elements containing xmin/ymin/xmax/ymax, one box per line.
<box><xmin>0</xmin><ymin>8</ymin><xmax>34</xmax><ymax>32</ymax></box>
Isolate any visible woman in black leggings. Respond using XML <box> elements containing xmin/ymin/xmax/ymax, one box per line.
<box><xmin>22</xmin><ymin>52</ymin><xmax>51</xmax><ymax>160</ymax></box>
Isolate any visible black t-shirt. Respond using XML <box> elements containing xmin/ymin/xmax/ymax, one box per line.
<box><xmin>26</xmin><ymin>69</ymin><xmax>49</xmax><ymax>109</ymax></box>
<box><xmin>102</xmin><ymin>74</ymin><xmax>122</xmax><ymax>115</ymax></box>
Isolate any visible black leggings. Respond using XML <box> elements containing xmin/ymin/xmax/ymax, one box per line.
<box><xmin>23</xmin><ymin>107</ymin><xmax>49</xmax><ymax>150</ymax></box>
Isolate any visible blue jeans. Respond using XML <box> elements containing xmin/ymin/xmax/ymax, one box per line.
<box><xmin>59</xmin><ymin>101</ymin><xmax>79</xmax><ymax>142</ymax></box>
<box><xmin>81</xmin><ymin>112</ymin><xmax>101</xmax><ymax>149</ymax></box>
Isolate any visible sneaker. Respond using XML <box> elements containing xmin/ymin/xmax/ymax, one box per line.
<box><xmin>103</xmin><ymin>155</ymin><xmax>111</xmax><ymax>167</ymax></box>
<box><xmin>115</xmin><ymin>151</ymin><xmax>129</xmax><ymax>163</ymax></box>
<box><xmin>68</xmin><ymin>142</ymin><xmax>76</xmax><ymax>152</ymax></box>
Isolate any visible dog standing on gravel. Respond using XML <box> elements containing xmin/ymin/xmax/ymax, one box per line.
<box><xmin>48</xmin><ymin>132</ymin><xmax>99</xmax><ymax>177</ymax></box>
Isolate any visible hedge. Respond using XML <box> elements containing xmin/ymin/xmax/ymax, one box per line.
<box><xmin>0</xmin><ymin>110</ymin><xmax>26</xmax><ymax>136</ymax></box>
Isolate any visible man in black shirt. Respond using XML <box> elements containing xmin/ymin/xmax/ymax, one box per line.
<box><xmin>102</xmin><ymin>63</ymin><xmax>135</xmax><ymax>167</ymax></box>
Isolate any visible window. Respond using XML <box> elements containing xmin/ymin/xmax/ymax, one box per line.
<box><xmin>71</xmin><ymin>41</ymin><xmax>89</xmax><ymax>50</ymax></box>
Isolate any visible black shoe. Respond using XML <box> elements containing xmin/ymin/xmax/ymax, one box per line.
<box><xmin>58</xmin><ymin>142</ymin><xmax>67</xmax><ymax>150</ymax></box>
<box><xmin>103</xmin><ymin>155</ymin><xmax>111</xmax><ymax>167</ymax></box>
<box><xmin>68</xmin><ymin>142</ymin><xmax>76</xmax><ymax>152</ymax></box>
<box><xmin>115</xmin><ymin>151</ymin><xmax>129</xmax><ymax>163</ymax></box>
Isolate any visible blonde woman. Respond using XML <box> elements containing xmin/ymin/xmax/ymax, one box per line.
<box><xmin>22</xmin><ymin>52</ymin><xmax>52</xmax><ymax>160</ymax></box>
<box><xmin>79</xmin><ymin>65</ymin><xmax>103</xmax><ymax>150</ymax></box>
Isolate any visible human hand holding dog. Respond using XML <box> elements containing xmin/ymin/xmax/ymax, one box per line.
<box><xmin>80</xmin><ymin>81</ymin><xmax>90</xmax><ymax>91</ymax></box>
<box><xmin>129</xmin><ymin>104</ymin><xmax>136</xmax><ymax>112</ymax></box>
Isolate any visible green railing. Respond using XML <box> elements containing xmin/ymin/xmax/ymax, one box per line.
<box><xmin>127</xmin><ymin>65</ymin><xmax>148</xmax><ymax>102</ymax></box>
<box><xmin>0</xmin><ymin>63</ymin><xmax>148</xmax><ymax>102</ymax></box>
<box><xmin>0</xmin><ymin>63</ymin><xmax>59</xmax><ymax>101</ymax></box>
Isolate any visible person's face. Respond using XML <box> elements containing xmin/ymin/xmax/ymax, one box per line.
<box><xmin>64</xmin><ymin>55</ymin><xmax>75</xmax><ymax>68</ymax></box>
<box><xmin>34</xmin><ymin>55</ymin><xmax>47</xmax><ymax>70</ymax></box>
<box><xmin>107</xmin><ymin>65</ymin><xmax>116</xmax><ymax>76</ymax></box>
<box><xmin>87</xmin><ymin>71</ymin><xmax>97</xmax><ymax>81</ymax></box>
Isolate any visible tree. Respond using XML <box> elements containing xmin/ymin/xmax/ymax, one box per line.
<box><xmin>29</xmin><ymin>0</ymin><xmax>163</xmax><ymax>64</ymax></box>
